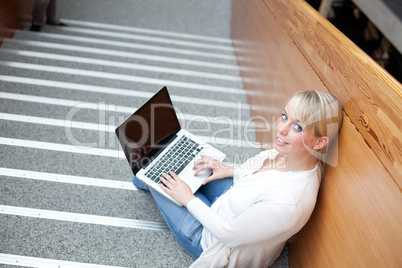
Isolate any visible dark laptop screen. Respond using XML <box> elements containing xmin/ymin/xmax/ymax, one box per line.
<box><xmin>116</xmin><ymin>87</ymin><xmax>181</xmax><ymax>174</ymax></box>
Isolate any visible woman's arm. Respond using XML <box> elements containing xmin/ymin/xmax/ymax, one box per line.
<box><xmin>187</xmin><ymin>197</ymin><xmax>295</xmax><ymax>248</ymax></box>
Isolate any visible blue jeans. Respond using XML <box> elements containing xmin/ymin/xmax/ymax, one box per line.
<box><xmin>132</xmin><ymin>176</ymin><xmax>233</xmax><ymax>258</ymax></box>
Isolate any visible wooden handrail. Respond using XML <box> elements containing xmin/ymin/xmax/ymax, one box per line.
<box><xmin>265</xmin><ymin>0</ymin><xmax>402</xmax><ymax>186</ymax></box>
<box><xmin>231</xmin><ymin>0</ymin><xmax>402</xmax><ymax>267</ymax></box>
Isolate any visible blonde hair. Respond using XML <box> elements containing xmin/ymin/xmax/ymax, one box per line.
<box><xmin>287</xmin><ymin>90</ymin><xmax>343</xmax><ymax>178</ymax></box>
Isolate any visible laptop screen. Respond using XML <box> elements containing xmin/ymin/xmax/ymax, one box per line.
<box><xmin>116</xmin><ymin>87</ymin><xmax>181</xmax><ymax>174</ymax></box>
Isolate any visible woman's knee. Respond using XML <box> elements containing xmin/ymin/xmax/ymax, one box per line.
<box><xmin>132</xmin><ymin>176</ymin><xmax>150</xmax><ymax>190</ymax></box>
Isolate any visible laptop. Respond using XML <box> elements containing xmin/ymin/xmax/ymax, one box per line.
<box><xmin>115</xmin><ymin>87</ymin><xmax>226</xmax><ymax>206</ymax></box>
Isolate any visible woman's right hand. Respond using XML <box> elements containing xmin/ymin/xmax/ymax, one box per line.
<box><xmin>193</xmin><ymin>155</ymin><xmax>234</xmax><ymax>185</ymax></box>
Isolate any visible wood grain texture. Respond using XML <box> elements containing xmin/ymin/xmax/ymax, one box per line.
<box><xmin>231</xmin><ymin>0</ymin><xmax>402</xmax><ymax>267</ymax></box>
<box><xmin>231</xmin><ymin>0</ymin><xmax>327</xmax><ymax>148</ymax></box>
<box><xmin>265</xmin><ymin>0</ymin><xmax>402</xmax><ymax>187</ymax></box>
<box><xmin>289</xmin><ymin>117</ymin><xmax>402</xmax><ymax>267</ymax></box>
<box><xmin>289</xmin><ymin>116</ymin><xmax>402</xmax><ymax>267</ymax></box>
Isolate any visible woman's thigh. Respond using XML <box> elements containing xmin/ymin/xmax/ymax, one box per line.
<box><xmin>132</xmin><ymin>175</ymin><xmax>150</xmax><ymax>191</ymax></box>
<box><xmin>149</xmin><ymin>188</ymin><xmax>211</xmax><ymax>258</ymax></box>
<box><xmin>133</xmin><ymin>176</ymin><xmax>210</xmax><ymax>258</ymax></box>
<box><xmin>198</xmin><ymin>177</ymin><xmax>233</xmax><ymax>204</ymax></box>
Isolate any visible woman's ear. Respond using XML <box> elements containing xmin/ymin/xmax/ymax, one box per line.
<box><xmin>313</xmin><ymin>136</ymin><xmax>329</xmax><ymax>150</ymax></box>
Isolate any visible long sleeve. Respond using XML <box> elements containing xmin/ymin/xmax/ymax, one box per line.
<box><xmin>187</xmin><ymin>194</ymin><xmax>297</xmax><ymax>248</ymax></box>
<box><xmin>232</xmin><ymin>167</ymin><xmax>242</xmax><ymax>185</ymax></box>
<box><xmin>187</xmin><ymin>154</ymin><xmax>320</xmax><ymax>268</ymax></box>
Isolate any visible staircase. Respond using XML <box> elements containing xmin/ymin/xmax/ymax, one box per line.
<box><xmin>0</xmin><ymin>17</ymin><xmax>287</xmax><ymax>268</ymax></box>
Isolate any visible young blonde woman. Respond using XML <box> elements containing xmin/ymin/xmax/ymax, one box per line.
<box><xmin>133</xmin><ymin>90</ymin><xmax>343</xmax><ymax>267</ymax></box>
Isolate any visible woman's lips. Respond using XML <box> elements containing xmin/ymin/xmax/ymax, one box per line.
<box><xmin>276</xmin><ymin>137</ymin><xmax>288</xmax><ymax>145</ymax></box>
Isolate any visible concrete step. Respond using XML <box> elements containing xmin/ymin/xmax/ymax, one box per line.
<box><xmin>0</xmin><ymin>99</ymin><xmax>258</xmax><ymax>147</ymax></box>
<box><xmin>0</xmin><ymin>112</ymin><xmax>261</xmax><ymax>159</ymax></box>
<box><xmin>61</xmin><ymin>19</ymin><xmax>233</xmax><ymax>46</ymax></box>
<box><xmin>0</xmin><ymin>45</ymin><xmax>243</xmax><ymax>88</ymax></box>
<box><xmin>0</xmin><ymin>214</ymin><xmax>194</xmax><ymax>267</ymax></box>
<box><xmin>11</xmin><ymin>29</ymin><xmax>238</xmax><ymax>68</ymax></box>
<box><xmin>0</xmin><ymin>144</ymin><xmax>130</xmax><ymax>181</ymax></box>
<box><xmin>0</xmin><ymin>5</ymin><xmax>287</xmax><ymax>267</ymax></box>
<box><xmin>0</xmin><ymin>81</ymin><xmax>256</xmax><ymax>137</ymax></box>
<box><xmin>44</xmin><ymin>25</ymin><xmax>235</xmax><ymax>55</ymax></box>
<box><xmin>0</xmin><ymin>176</ymin><xmax>163</xmax><ymax>222</ymax></box>
<box><xmin>3</xmin><ymin>37</ymin><xmax>240</xmax><ymax>76</ymax></box>
<box><xmin>0</xmin><ymin>60</ymin><xmax>247</xmax><ymax>103</ymax></box>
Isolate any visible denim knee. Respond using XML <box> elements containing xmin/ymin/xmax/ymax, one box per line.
<box><xmin>132</xmin><ymin>176</ymin><xmax>150</xmax><ymax>191</ymax></box>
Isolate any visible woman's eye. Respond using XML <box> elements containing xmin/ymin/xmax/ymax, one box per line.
<box><xmin>293</xmin><ymin>124</ymin><xmax>303</xmax><ymax>132</ymax></box>
<box><xmin>281</xmin><ymin>114</ymin><xmax>288</xmax><ymax>121</ymax></box>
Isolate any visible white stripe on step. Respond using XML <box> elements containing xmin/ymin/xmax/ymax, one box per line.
<box><xmin>0</xmin><ymin>61</ymin><xmax>245</xmax><ymax>95</ymax></box>
<box><xmin>0</xmin><ymin>167</ymin><xmax>137</xmax><ymax>191</ymax></box>
<box><xmin>0</xmin><ymin>205</ymin><xmax>169</xmax><ymax>231</ymax></box>
<box><xmin>0</xmin><ymin>75</ymin><xmax>248</xmax><ymax>109</ymax></box>
<box><xmin>62</xmin><ymin>19</ymin><xmax>232</xmax><ymax>44</ymax></box>
<box><xmin>8</xmin><ymin>39</ymin><xmax>238</xmax><ymax>70</ymax></box>
<box><xmin>1</xmin><ymin>48</ymin><xmax>242</xmax><ymax>82</ymax></box>
<box><xmin>0</xmin><ymin>253</ymin><xmax>126</xmax><ymax>268</ymax></box>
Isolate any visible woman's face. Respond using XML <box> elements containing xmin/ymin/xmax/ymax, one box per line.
<box><xmin>275</xmin><ymin>102</ymin><xmax>321</xmax><ymax>158</ymax></box>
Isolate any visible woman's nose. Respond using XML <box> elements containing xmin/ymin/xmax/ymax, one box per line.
<box><xmin>278</xmin><ymin>121</ymin><xmax>290</xmax><ymax>135</ymax></box>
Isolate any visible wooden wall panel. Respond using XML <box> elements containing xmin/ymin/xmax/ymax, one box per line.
<box><xmin>231</xmin><ymin>0</ymin><xmax>402</xmax><ymax>267</ymax></box>
<box><xmin>265</xmin><ymin>0</ymin><xmax>402</xmax><ymax>186</ymax></box>
<box><xmin>289</xmin><ymin>116</ymin><xmax>402</xmax><ymax>267</ymax></box>
<box><xmin>231</xmin><ymin>0</ymin><xmax>327</xmax><ymax>148</ymax></box>
<box><xmin>0</xmin><ymin>0</ymin><xmax>33</xmax><ymax>45</ymax></box>
<box><xmin>0</xmin><ymin>0</ymin><xmax>18</xmax><ymax>41</ymax></box>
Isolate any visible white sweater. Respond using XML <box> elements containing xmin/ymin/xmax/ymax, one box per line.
<box><xmin>187</xmin><ymin>149</ymin><xmax>320</xmax><ymax>267</ymax></box>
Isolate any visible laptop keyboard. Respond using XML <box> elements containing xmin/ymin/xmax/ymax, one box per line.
<box><xmin>145</xmin><ymin>136</ymin><xmax>203</xmax><ymax>184</ymax></box>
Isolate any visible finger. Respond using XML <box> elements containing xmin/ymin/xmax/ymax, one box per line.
<box><xmin>159</xmin><ymin>176</ymin><xmax>168</xmax><ymax>186</ymax></box>
<box><xmin>202</xmin><ymin>174</ymin><xmax>216</xmax><ymax>185</ymax></box>
<box><xmin>193</xmin><ymin>159</ymin><xmax>202</xmax><ymax>169</ymax></box>
<box><xmin>194</xmin><ymin>164</ymin><xmax>208</xmax><ymax>176</ymax></box>
<box><xmin>160</xmin><ymin>173</ymin><xmax>172</xmax><ymax>184</ymax></box>
<box><xmin>193</xmin><ymin>157</ymin><xmax>206</xmax><ymax>169</ymax></box>
<box><xmin>169</xmin><ymin>172</ymin><xmax>179</xmax><ymax>181</ymax></box>
<box><xmin>159</xmin><ymin>181</ymin><xmax>170</xmax><ymax>192</ymax></box>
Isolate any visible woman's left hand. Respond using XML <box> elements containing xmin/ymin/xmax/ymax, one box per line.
<box><xmin>159</xmin><ymin>172</ymin><xmax>196</xmax><ymax>207</ymax></box>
